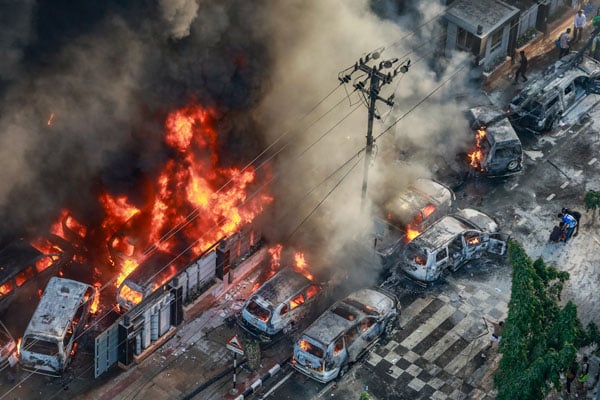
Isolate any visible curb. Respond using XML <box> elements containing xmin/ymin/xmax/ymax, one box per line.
<box><xmin>232</xmin><ymin>362</ymin><xmax>285</xmax><ymax>400</ymax></box>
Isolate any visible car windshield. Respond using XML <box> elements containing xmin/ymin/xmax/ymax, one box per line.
<box><xmin>405</xmin><ymin>243</ymin><xmax>427</xmax><ymax>266</ymax></box>
<box><xmin>298</xmin><ymin>338</ymin><xmax>324</xmax><ymax>358</ymax></box>
<box><xmin>246</xmin><ymin>299</ymin><xmax>270</xmax><ymax>322</ymax></box>
<box><xmin>494</xmin><ymin>145</ymin><xmax>521</xmax><ymax>159</ymax></box>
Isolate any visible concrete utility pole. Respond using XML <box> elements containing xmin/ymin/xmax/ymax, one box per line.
<box><xmin>339</xmin><ymin>50</ymin><xmax>410</xmax><ymax>210</ymax></box>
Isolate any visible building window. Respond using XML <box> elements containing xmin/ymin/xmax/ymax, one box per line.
<box><xmin>490</xmin><ymin>29</ymin><xmax>503</xmax><ymax>52</ymax></box>
<box><xmin>456</xmin><ymin>27</ymin><xmax>474</xmax><ymax>51</ymax></box>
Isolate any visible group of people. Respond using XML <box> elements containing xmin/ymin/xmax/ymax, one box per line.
<box><xmin>558</xmin><ymin>8</ymin><xmax>594</xmax><ymax>60</ymax></box>
<box><xmin>566</xmin><ymin>355</ymin><xmax>591</xmax><ymax>397</ymax></box>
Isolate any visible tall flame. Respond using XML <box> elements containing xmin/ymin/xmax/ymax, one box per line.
<box><xmin>468</xmin><ymin>127</ymin><xmax>487</xmax><ymax>170</ymax></box>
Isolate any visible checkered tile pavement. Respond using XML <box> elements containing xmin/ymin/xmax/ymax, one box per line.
<box><xmin>360</xmin><ymin>279</ymin><xmax>509</xmax><ymax>400</ymax></box>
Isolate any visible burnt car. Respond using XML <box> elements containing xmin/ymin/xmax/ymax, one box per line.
<box><xmin>466</xmin><ymin>106</ymin><xmax>523</xmax><ymax>177</ymax></box>
<box><xmin>394</xmin><ymin>208</ymin><xmax>508</xmax><ymax>283</ymax></box>
<box><xmin>374</xmin><ymin>178</ymin><xmax>455</xmax><ymax>255</ymax></box>
<box><xmin>0</xmin><ymin>320</ymin><xmax>17</xmax><ymax>372</ymax></box>
<box><xmin>509</xmin><ymin>53</ymin><xmax>600</xmax><ymax>133</ymax></box>
<box><xmin>291</xmin><ymin>287</ymin><xmax>399</xmax><ymax>383</ymax></box>
<box><xmin>238</xmin><ymin>267</ymin><xmax>324</xmax><ymax>342</ymax></box>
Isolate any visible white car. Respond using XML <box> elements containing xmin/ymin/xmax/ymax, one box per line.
<box><xmin>291</xmin><ymin>287</ymin><xmax>399</xmax><ymax>383</ymax></box>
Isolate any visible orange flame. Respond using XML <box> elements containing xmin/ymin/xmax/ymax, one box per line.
<box><xmin>47</xmin><ymin>112</ymin><xmax>55</xmax><ymax>126</ymax></box>
<box><xmin>90</xmin><ymin>284</ymin><xmax>101</xmax><ymax>314</ymax></box>
<box><xmin>70</xmin><ymin>342</ymin><xmax>78</xmax><ymax>357</ymax></box>
<box><xmin>406</xmin><ymin>226</ymin><xmax>420</xmax><ymax>241</ymax></box>
<box><xmin>294</xmin><ymin>252</ymin><xmax>313</xmax><ymax>281</ymax></box>
<box><xmin>16</xmin><ymin>338</ymin><xmax>22</xmax><ymax>357</ymax></box>
<box><xmin>268</xmin><ymin>244</ymin><xmax>283</xmax><ymax>270</ymax></box>
<box><xmin>468</xmin><ymin>127</ymin><xmax>487</xmax><ymax>170</ymax></box>
<box><xmin>119</xmin><ymin>284</ymin><xmax>142</xmax><ymax>306</ymax></box>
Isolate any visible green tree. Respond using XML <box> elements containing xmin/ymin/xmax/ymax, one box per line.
<box><xmin>583</xmin><ymin>190</ymin><xmax>600</xmax><ymax>223</ymax></box>
<box><xmin>494</xmin><ymin>241</ymin><xmax>578</xmax><ymax>400</ymax></box>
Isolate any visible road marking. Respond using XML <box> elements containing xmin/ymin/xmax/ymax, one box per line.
<box><xmin>401</xmin><ymin>304</ymin><xmax>456</xmax><ymax>350</ymax></box>
<box><xmin>532</xmin><ymin>206</ymin><xmax>541</xmax><ymax>214</ymax></box>
<box><xmin>547</xmin><ymin>194</ymin><xmax>556</xmax><ymax>201</ymax></box>
<box><xmin>589</xmin><ymin>158</ymin><xmax>597</xmax><ymax>165</ymax></box>
<box><xmin>399</xmin><ymin>296</ymin><xmax>434</xmax><ymax>327</ymax></box>
<box><xmin>561</xmin><ymin>181</ymin><xmax>569</xmax><ymax>189</ymax></box>
<box><xmin>444</xmin><ymin>338</ymin><xmax>489</xmax><ymax>376</ymax></box>
<box><xmin>509</xmin><ymin>183</ymin><xmax>518</xmax><ymax>191</ymax></box>
<box><xmin>260</xmin><ymin>371</ymin><xmax>293</xmax><ymax>399</ymax></box>
<box><xmin>422</xmin><ymin>315</ymin><xmax>474</xmax><ymax>362</ymax></box>
<box><xmin>574</xmin><ymin>170</ymin><xmax>582</xmax><ymax>177</ymax></box>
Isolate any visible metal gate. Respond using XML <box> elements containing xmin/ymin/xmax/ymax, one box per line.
<box><xmin>94</xmin><ymin>320</ymin><xmax>119</xmax><ymax>378</ymax></box>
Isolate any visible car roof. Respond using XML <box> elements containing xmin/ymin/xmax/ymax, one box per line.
<box><xmin>301</xmin><ymin>288</ymin><xmax>392</xmax><ymax>345</ymax></box>
<box><xmin>385</xmin><ymin>178</ymin><xmax>454</xmax><ymax>221</ymax></box>
<box><xmin>468</xmin><ymin>106</ymin><xmax>520</xmax><ymax>145</ymax></box>
<box><xmin>408</xmin><ymin>208</ymin><xmax>498</xmax><ymax>250</ymax></box>
<box><xmin>249</xmin><ymin>267</ymin><xmax>312</xmax><ymax>308</ymax></box>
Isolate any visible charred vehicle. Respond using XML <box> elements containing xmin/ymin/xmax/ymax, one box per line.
<box><xmin>466</xmin><ymin>106</ymin><xmax>523</xmax><ymax>177</ymax></box>
<box><xmin>509</xmin><ymin>53</ymin><xmax>600</xmax><ymax>133</ymax></box>
<box><xmin>0</xmin><ymin>320</ymin><xmax>17</xmax><ymax>372</ymax></box>
<box><xmin>291</xmin><ymin>287</ymin><xmax>399</xmax><ymax>383</ymax></box>
<box><xmin>20</xmin><ymin>277</ymin><xmax>95</xmax><ymax>376</ymax></box>
<box><xmin>395</xmin><ymin>208</ymin><xmax>508</xmax><ymax>283</ymax></box>
<box><xmin>374</xmin><ymin>178</ymin><xmax>455</xmax><ymax>255</ymax></box>
<box><xmin>238</xmin><ymin>267</ymin><xmax>324</xmax><ymax>341</ymax></box>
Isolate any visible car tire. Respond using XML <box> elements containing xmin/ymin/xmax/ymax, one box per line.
<box><xmin>507</xmin><ymin>160</ymin><xmax>520</xmax><ymax>171</ymax></box>
<box><xmin>384</xmin><ymin>315</ymin><xmax>397</xmax><ymax>338</ymax></box>
<box><xmin>338</xmin><ymin>364</ymin><xmax>349</xmax><ymax>379</ymax></box>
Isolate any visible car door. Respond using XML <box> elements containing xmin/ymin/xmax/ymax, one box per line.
<box><xmin>486</xmin><ymin>232</ymin><xmax>509</xmax><ymax>256</ymax></box>
<box><xmin>347</xmin><ymin>317</ymin><xmax>379</xmax><ymax>362</ymax></box>
<box><xmin>562</xmin><ymin>81</ymin><xmax>577</xmax><ymax>110</ymax></box>
<box><xmin>463</xmin><ymin>231</ymin><xmax>488</xmax><ymax>260</ymax></box>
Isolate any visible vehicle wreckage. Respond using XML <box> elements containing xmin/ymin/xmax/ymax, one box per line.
<box><xmin>387</xmin><ymin>208</ymin><xmax>508</xmax><ymax>284</ymax></box>
<box><xmin>509</xmin><ymin>35</ymin><xmax>600</xmax><ymax>133</ymax></box>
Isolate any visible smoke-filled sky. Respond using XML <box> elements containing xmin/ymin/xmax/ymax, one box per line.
<box><xmin>0</xmin><ymin>0</ymin><xmax>474</xmax><ymax>283</ymax></box>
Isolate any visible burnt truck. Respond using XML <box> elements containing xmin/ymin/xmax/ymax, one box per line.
<box><xmin>238</xmin><ymin>267</ymin><xmax>325</xmax><ymax>342</ymax></box>
<box><xmin>291</xmin><ymin>287</ymin><xmax>399</xmax><ymax>383</ymax></box>
<box><xmin>394</xmin><ymin>208</ymin><xmax>508</xmax><ymax>283</ymax></box>
<box><xmin>374</xmin><ymin>178</ymin><xmax>455</xmax><ymax>255</ymax></box>
<box><xmin>466</xmin><ymin>106</ymin><xmax>523</xmax><ymax>177</ymax></box>
<box><xmin>509</xmin><ymin>52</ymin><xmax>600</xmax><ymax>133</ymax></box>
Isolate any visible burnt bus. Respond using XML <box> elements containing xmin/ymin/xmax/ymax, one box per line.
<box><xmin>238</xmin><ymin>267</ymin><xmax>325</xmax><ymax>341</ymax></box>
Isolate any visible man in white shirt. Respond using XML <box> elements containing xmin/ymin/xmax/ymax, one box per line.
<box><xmin>574</xmin><ymin>10</ymin><xmax>586</xmax><ymax>42</ymax></box>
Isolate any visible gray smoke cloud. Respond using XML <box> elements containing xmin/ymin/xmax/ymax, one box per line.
<box><xmin>0</xmin><ymin>0</ymin><xmax>476</xmax><ymax>289</ymax></box>
<box><xmin>159</xmin><ymin>0</ymin><xmax>199</xmax><ymax>39</ymax></box>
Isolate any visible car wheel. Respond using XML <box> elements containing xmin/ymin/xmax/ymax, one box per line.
<box><xmin>338</xmin><ymin>364</ymin><xmax>349</xmax><ymax>379</ymax></box>
<box><xmin>384</xmin><ymin>315</ymin><xmax>397</xmax><ymax>337</ymax></box>
<box><xmin>507</xmin><ymin>160</ymin><xmax>520</xmax><ymax>171</ymax></box>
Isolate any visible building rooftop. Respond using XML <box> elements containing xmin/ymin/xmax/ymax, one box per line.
<box><xmin>445</xmin><ymin>0</ymin><xmax>520</xmax><ymax>37</ymax></box>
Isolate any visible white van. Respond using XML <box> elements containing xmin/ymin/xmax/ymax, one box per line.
<box><xmin>396</xmin><ymin>208</ymin><xmax>508</xmax><ymax>283</ymax></box>
<box><xmin>291</xmin><ymin>287</ymin><xmax>399</xmax><ymax>383</ymax></box>
<box><xmin>238</xmin><ymin>267</ymin><xmax>324</xmax><ymax>341</ymax></box>
<box><xmin>20</xmin><ymin>277</ymin><xmax>95</xmax><ymax>376</ymax></box>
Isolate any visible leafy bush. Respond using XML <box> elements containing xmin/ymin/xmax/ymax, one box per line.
<box><xmin>516</xmin><ymin>28</ymin><xmax>538</xmax><ymax>48</ymax></box>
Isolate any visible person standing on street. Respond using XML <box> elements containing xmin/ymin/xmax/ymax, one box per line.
<box><xmin>560</xmin><ymin>28</ymin><xmax>572</xmax><ymax>59</ymax></box>
<box><xmin>561</xmin><ymin>207</ymin><xmax>581</xmax><ymax>236</ymax></box>
<box><xmin>574</xmin><ymin>9</ymin><xmax>587</xmax><ymax>42</ymax></box>
<box><xmin>514</xmin><ymin>50</ymin><xmax>528</xmax><ymax>83</ymax></box>
<box><xmin>481</xmin><ymin>318</ymin><xmax>503</xmax><ymax>358</ymax></box>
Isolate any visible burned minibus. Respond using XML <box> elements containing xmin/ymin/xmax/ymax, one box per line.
<box><xmin>395</xmin><ymin>208</ymin><xmax>508</xmax><ymax>283</ymax></box>
<box><xmin>238</xmin><ymin>267</ymin><xmax>324</xmax><ymax>342</ymax></box>
<box><xmin>374</xmin><ymin>178</ymin><xmax>455</xmax><ymax>255</ymax></box>
<box><xmin>20</xmin><ymin>277</ymin><xmax>95</xmax><ymax>376</ymax></box>
<box><xmin>291</xmin><ymin>287</ymin><xmax>399</xmax><ymax>383</ymax></box>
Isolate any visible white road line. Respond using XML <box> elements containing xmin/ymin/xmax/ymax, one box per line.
<box><xmin>561</xmin><ymin>181</ymin><xmax>569</xmax><ymax>189</ymax></box>
<box><xmin>574</xmin><ymin>170</ymin><xmax>582</xmax><ymax>177</ymax></box>
<box><xmin>517</xmin><ymin>217</ymin><xmax>528</xmax><ymax>226</ymax></box>
<box><xmin>260</xmin><ymin>371</ymin><xmax>293</xmax><ymax>399</ymax></box>
<box><xmin>547</xmin><ymin>194</ymin><xmax>556</xmax><ymax>201</ymax></box>
<box><xmin>589</xmin><ymin>158</ymin><xmax>597</xmax><ymax>165</ymax></box>
<box><xmin>399</xmin><ymin>296</ymin><xmax>434</xmax><ymax>327</ymax></box>
<box><xmin>401</xmin><ymin>304</ymin><xmax>456</xmax><ymax>350</ymax></box>
<box><xmin>509</xmin><ymin>183</ymin><xmax>518</xmax><ymax>191</ymax></box>
<box><xmin>532</xmin><ymin>206</ymin><xmax>541</xmax><ymax>214</ymax></box>
<box><xmin>422</xmin><ymin>315</ymin><xmax>474</xmax><ymax>362</ymax></box>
